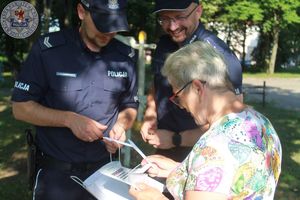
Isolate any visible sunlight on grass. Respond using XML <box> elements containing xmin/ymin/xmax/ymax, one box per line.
<box><xmin>244</xmin><ymin>72</ymin><xmax>300</xmax><ymax>78</ymax></box>
<box><xmin>2</xmin><ymin>72</ymin><xmax>12</xmax><ymax>77</ymax></box>
<box><xmin>0</xmin><ymin>105</ymin><xmax>7</xmax><ymax>112</ymax></box>
<box><xmin>0</xmin><ymin>168</ymin><xmax>19</xmax><ymax>179</ymax></box>
<box><xmin>291</xmin><ymin>151</ymin><xmax>300</xmax><ymax>165</ymax></box>
<box><xmin>293</xmin><ymin>140</ymin><xmax>300</xmax><ymax>145</ymax></box>
<box><xmin>0</xmin><ymin>56</ymin><xmax>8</xmax><ymax>62</ymax></box>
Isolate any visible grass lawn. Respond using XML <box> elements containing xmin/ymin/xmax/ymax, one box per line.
<box><xmin>0</xmin><ymin>73</ymin><xmax>300</xmax><ymax>199</ymax></box>
<box><xmin>0</xmin><ymin>76</ymin><xmax>32</xmax><ymax>199</ymax></box>
<box><xmin>244</xmin><ymin>66</ymin><xmax>300</xmax><ymax>78</ymax></box>
<box><xmin>244</xmin><ymin>72</ymin><xmax>300</xmax><ymax>78</ymax></box>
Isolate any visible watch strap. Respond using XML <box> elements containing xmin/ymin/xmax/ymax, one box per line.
<box><xmin>172</xmin><ymin>133</ymin><xmax>181</xmax><ymax>147</ymax></box>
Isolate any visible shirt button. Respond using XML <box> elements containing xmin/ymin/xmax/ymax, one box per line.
<box><xmin>91</xmin><ymin>81</ymin><xmax>94</xmax><ymax>85</ymax></box>
<box><xmin>90</xmin><ymin>103</ymin><xmax>94</xmax><ymax>107</ymax></box>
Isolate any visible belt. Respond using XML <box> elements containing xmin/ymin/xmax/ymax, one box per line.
<box><xmin>40</xmin><ymin>154</ymin><xmax>108</xmax><ymax>172</ymax></box>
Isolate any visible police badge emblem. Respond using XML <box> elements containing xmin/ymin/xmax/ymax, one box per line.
<box><xmin>108</xmin><ymin>0</ymin><xmax>119</xmax><ymax>9</ymax></box>
<box><xmin>1</xmin><ymin>1</ymin><xmax>39</xmax><ymax>39</ymax></box>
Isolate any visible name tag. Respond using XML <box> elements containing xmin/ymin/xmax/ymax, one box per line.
<box><xmin>56</xmin><ymin>72</ymin><xmax>77</xmax><ymax>78</ymax></box>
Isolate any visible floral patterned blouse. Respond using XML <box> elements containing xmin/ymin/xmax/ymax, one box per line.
<box><xmin>166</xmin><ymin>108</ymin><xmax>282</xmax><ymax>200</ymax></box>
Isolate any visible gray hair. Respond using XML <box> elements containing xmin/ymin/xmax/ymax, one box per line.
<box><xmin>161</xmin><ymin>41</ymin><xmax>234</xmax><ymax>93</ymax></box>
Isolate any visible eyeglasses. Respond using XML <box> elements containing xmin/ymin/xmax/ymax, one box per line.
<box><xmin>157</xmin><ymin>6</ymin><xmax>198</xmax><ymax>26</ymax></box>
<box><xmin>169</xmin><ymin>80</ymin><xmax>206</xmax><ymax>107</ymax></box>
<box><xmin>169</xmin><ymin>81</ymin><xmax>193</xmax><ymax>107</ymax></box>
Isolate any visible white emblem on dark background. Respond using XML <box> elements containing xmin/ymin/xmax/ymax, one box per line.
<box><xmin>1</xmin><ymin>1</ymin><xmax>39</xmax><ymax>39</ymax></box>
<box><xmin>43</xmin><ymin>36</ymin><xmax>52</xmax><ymax>48</ymax></box>
<box><xmin>108</xmin><ymin>0</ymin><xmax>119</xmax><ymax>9</ymax></box>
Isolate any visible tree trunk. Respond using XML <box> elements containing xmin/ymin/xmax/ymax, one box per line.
<box><xmin>241</xmin><ymin>23</ymin><xmax>247</xmax><ymax>71</ymax></box>
<box><xmin>268</xmin><ymin>16</ymin><xmax>280</xmax><ymax>74</ymax></box>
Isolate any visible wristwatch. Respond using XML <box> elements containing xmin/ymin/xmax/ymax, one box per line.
<box><xmin>172</xmin><ymin>133</ymin><xmax>181</xmax><ymax>147</ymax></box>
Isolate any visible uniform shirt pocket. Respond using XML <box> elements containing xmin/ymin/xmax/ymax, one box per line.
<box><xmin>101</xmin><ymin>77</ymin><xmax>127</xmax><ymax>113</ymax></box>
<box><xmin>103</xmin><ymin>77</ymin><xmax>127</xmax><ymax>93</ymax></box>
<box><xmin>48</xmin><ymin>76</ymin><xmax>86</xmax><ymax>111</ymax></box>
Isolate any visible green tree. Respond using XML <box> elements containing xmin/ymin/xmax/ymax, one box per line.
<box><xmin>222</xmin><ymin>0</ymin><xmax>263</xmax><ymax>70</ymax></box>
<box><xmin>252</xmin><ymin>31</ymin><xmax>271</xmax><ymax>71</ymax></box>
<box><xmin>259</xmin><ymin>0</ymin><xmax>300</xmax><ymax>73</ymax></box>
<box><xmin>201</xmin><ymin>0</ymin><xmax>224</xmax><ymax>24</ymax></box>
<box><xmin>277</xmin><ymin>23</ymin><xmax>300</xmax><ymax>67</ymax></box>
<box><xmin>127</xmin><ymin>0</ymin><xmax>156</xmax><ymax>43</ymax></box>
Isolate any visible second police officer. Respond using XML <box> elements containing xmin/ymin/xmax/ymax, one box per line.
<box><xmin>11</xmin><ymin>0</ymin><xmax>138</xmax><ymax>199</ymax></box>
<box><xmin>140</xmin><ymin>0</ymin><xmax>243</xmax><ymax>162</ymax></box>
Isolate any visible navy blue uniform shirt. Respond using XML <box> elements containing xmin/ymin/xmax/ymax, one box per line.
<box><xmin>12</xmin><ymin>28</ymin><xmax>138</xmax><ymax>163</ymax></box>
<box><xmin>152</xmin><ymin>23</ymin><xmax>242</xmax><ymax>132</ymax></box>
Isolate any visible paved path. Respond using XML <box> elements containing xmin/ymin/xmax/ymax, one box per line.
<box><xmin>243</xmin><ymin>77</ymin><xmax>300</xmax><ymax>111</ymax></box>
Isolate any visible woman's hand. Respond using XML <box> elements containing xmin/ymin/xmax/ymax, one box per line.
<box><xmin>142</xmin><ymin>155</ymin><xmax>179</xmax><ymax>178</ymax></box>
<box><xmin>129</xmin><ymin>183</ymin><xmax>168</xmax><ymax>200</ymax></box>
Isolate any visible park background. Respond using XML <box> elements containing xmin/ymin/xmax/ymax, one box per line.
<box><xmin>0</xmin><ymin>0</ymin><xmax>300</xmax><ymax>199</ymax></box>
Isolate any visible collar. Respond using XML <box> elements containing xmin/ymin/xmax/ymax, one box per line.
<box><xmin>74</xmin><ymin>27</ymin><xmax>121</xmax><ymax>59</ymax></box>
<box><xmin>180</xmin><ymin>23</ymin><xmax>205</xmax><ymax>46</ymax></box>
<box><xmin>75</xmin><ymin>27</ymin><xmax>110</xmax><ymax>58</ymax></box>
<box><xmin>74</xmin><ymin>27</ymin><xmax>93</xmax><ymax>53</ymax></box>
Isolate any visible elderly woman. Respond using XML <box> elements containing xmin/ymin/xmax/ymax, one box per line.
<box><xmin>129</xmin><ymin>41</ymin><xmax>282</xmax><ymax>200</ymax></box>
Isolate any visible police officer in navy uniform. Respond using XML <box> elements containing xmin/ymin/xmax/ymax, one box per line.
<box><xmin>140</xmin><ymin>0</ymin><xmax>243</xmax><ymax>162</ymax></box>
<box><xmin>11</xmin><ymin>0</ymin><xmax>138</xmax><ymax>199</ymax></box>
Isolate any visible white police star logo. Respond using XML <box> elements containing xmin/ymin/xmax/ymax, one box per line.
<box><xmin>108</xmin><ymin>0</ymin><xmax>119</xmax><ymax>9</ymax></box>
<box><xmin>1</xmin><ymin>1</ymin><xmax>39</xmax><ymax>39</ymax></box>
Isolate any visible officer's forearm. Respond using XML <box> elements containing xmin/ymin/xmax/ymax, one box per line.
<box><xmin>115</xmin><ymin>107</ymin><xmax>137</xmax><ymax>131</ymax></box>
<box><xmin>144</xmin><ymin>87</ymin><xmax>157</xmax><ymax>120</ymax></box>
<box><xmin>12</xmin><ymin>100</ymin><xmax>72</xmax><ymax>127</ymax></box>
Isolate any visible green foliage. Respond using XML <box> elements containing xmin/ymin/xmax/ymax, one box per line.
<box><xmin>201</xmin><ymin>0</ymin><xmax>224</xmax><ymax>23</ymax></box>
<box><xmin>259</xmin><ymin>0</ymin><xmax>300</xmax><ymax>32</ymax></box>
<box><xmin>251</xmin><ymin>0</ymin><xmax>300</xmax><ymax>72</ymax></box>
<box><xmin>277</xmin><ymin>24</ymin><xmax>300</xmax><ymax>67</ymax></box>
<box><xmin>277</xmin><ymin>66</ymin><xmax>300</xmax><ymax>73</ymax></box>
<box><xmin>127</xmin><ymin>0</ymin><xmax>157</xmax><ymax>43</ymax></box>
<box><xmin>223</xmin><ymin>1</ymin><xmax>263</xmax><ymax>23</ymax></box>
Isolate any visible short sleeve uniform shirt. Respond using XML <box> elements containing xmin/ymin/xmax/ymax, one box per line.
<box><xmin>152</xmin><ymin>23</ymin><xmax>242</xmax><ymax>133</ymax></box>
<box><xmin>11</xmin><ymin>28</ymin><xmax>138</xmax><ymax>163</ymax></box>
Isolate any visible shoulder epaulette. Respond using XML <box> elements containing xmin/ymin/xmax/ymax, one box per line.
<box><xmin>198</xmin><ymin>30</ymin><xmax>230</xmax><ymax>54</ymax></box>
<box><xmin>38</xmin><ymin>31</ymin><xmax>66</xmax><ymax>51</ymax></box>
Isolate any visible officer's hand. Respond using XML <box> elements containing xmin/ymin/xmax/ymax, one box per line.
<box><xmin>67</xmin><ymin>113</ymin><xmax>107</xmax><ymax>142</ymax></box>
<box><xmin>140</xmin><ymin>119</ymin><xmax>157</xmax><ymax>142</ymax></box>
<box><xmin>104</xmin><ymin>123</ymin><xmax>126</xmax><ymax>153</ymax></box>
<box><xmin>145</xmin><ymin>129</ymin><xmax>174</xmax><ymax>149</ymax></box>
